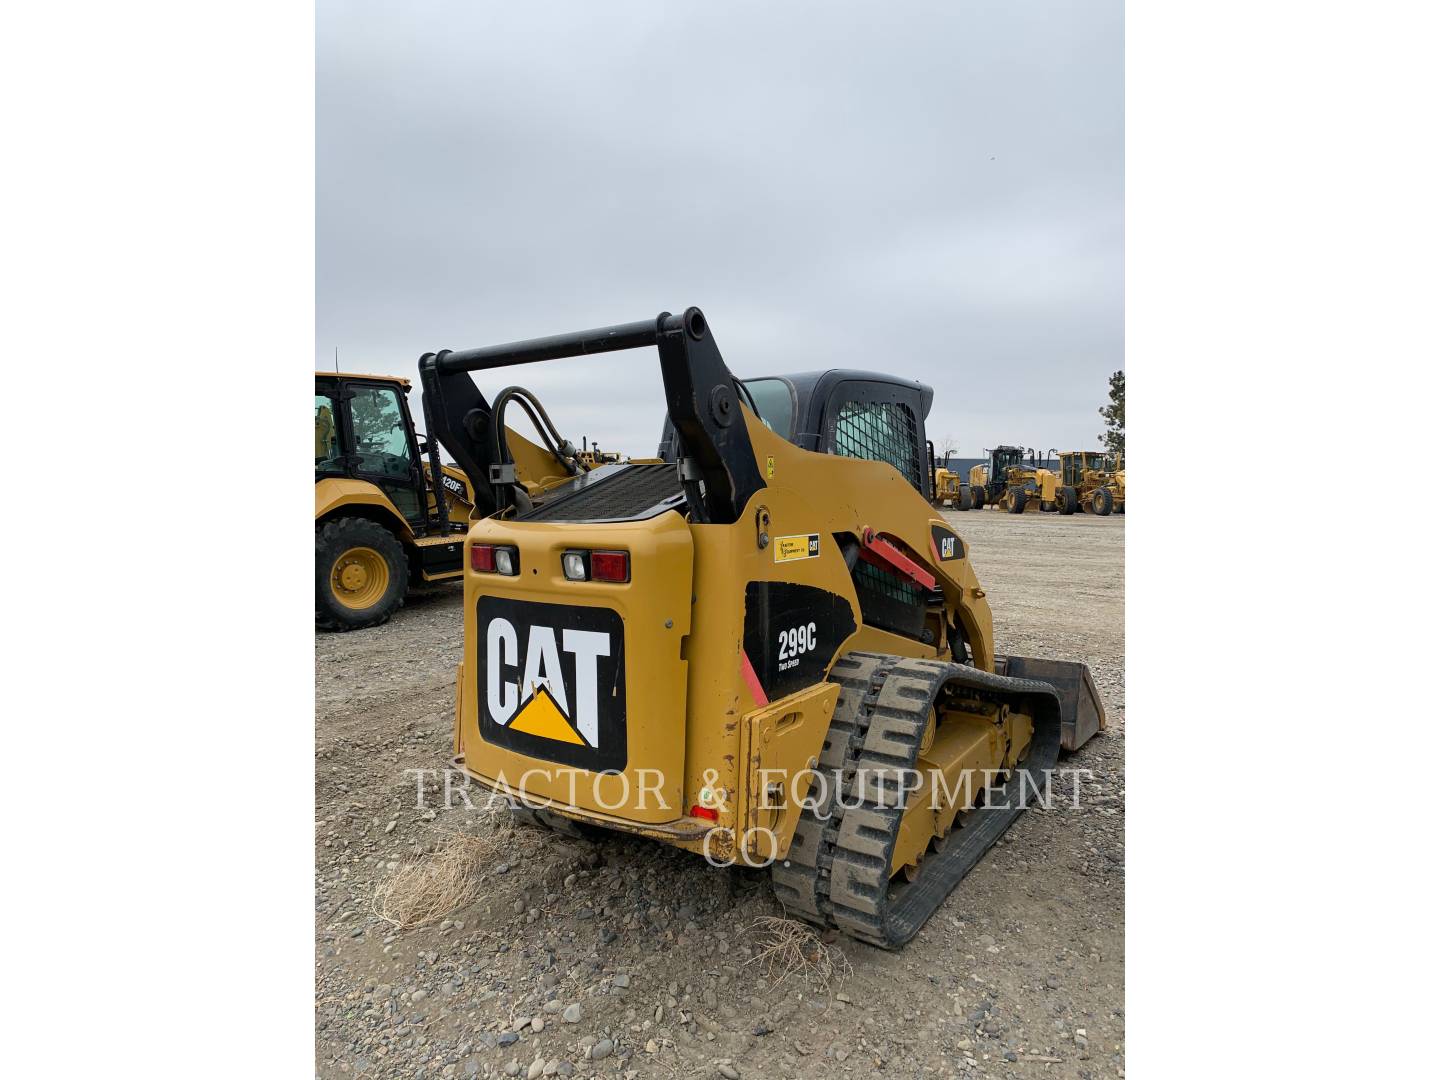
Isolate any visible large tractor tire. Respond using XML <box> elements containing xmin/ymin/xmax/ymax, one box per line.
<box><xmin>957</xmin><ymin>486</ymin><xmax>973</xmax><ymax>511</ymax></box>
<box><xmin>1056</xmin><ymin>487</ymin><xmax>1079</xmax><ymax>515</ymax></box>
<box><xmin>972</xmin><ymin>487</ymin><xmax>986</xmax><ymax>510</ymax></box>
<box><xmin>316</xmin><ymin>517</ymin><xmax>408</xmax><ymax>631</ymax></box>
<box><xmin>1090</xmin><ymin>488</ymin><xmax>1114</xmax><ymax>516</ymax></box>
<box><xmin>1006</xmin><ymin>489</ymin><xmax>1028</xmax><ymax>514</ymax></box>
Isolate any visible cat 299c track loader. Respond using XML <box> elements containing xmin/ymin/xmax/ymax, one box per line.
<box><xmin>419</xmin><ymin>308</ymin><xmax>1104</xmax><ymax>949</ymax></box>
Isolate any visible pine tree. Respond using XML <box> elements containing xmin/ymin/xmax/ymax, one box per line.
<box><xmin>1098</xmin><ymin>370</ymin><xmax>1124</xmax><ymax>454</ymax></box>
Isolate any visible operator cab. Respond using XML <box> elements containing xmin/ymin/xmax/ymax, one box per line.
<box><xmin>315</xmin><ymin>373</ymin><xmax>428</xmax><ymax>522</ymax></box>
<box><xmin>659</xmin><ymin>369</ymin><xmax>935</xmax><ymax>496</ymax></box>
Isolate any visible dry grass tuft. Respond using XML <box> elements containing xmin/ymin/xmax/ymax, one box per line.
<box><xmin>372</xmin><ymin>819</ymin><xmax>511</xmax><ymax>930</ymax></box>
<box><xmin>745</xmin><ymin>916</ymin><xmax>853</xmax><ymax>990</ymax></box>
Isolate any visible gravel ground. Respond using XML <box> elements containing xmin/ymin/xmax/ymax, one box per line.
<box><xmin>316</xmin><ymin>509</ymin><xmax>1125</xmax><ymax>1080</ymax></box>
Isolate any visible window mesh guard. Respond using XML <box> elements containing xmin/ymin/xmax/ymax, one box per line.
<box><xmin>831</xmin><ymin>400</ymin><xmax>922</xmax><ymax>491</ymax></box>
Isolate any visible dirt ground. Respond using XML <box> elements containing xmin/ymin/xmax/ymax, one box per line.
<box><xmin>316</xmin><ymin>509</ymin><xmax>1125</xmax><ymax>1080</ymax></box>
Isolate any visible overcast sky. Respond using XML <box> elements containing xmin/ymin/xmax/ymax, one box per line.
<box><xmin>318</xmin><ymin>0</ymin><xmax>1122</xmax><ymax>457</ymax></box>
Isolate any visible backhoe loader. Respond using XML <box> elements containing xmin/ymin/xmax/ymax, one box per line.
<box><xmin>419</xmin><ymin>308</ymin><xmax>1104</xmax><ymax>948</ymax></box>
<box><xmin>316</xmin><ymin>371</ymin><xmax>605</xmax><ymax>630</ymax></box>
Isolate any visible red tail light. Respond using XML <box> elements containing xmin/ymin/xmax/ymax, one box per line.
<box><xmin>471</xmin><ymin>544</ymin><xmax>495</xmax><ymax>572</ymax></box>
<box><xmin>690</xmin><ymin>804</ymin><xmax>719</xmax><ymax>821</ymax></box>
<box><xmin>589</xmin><ymin>550</ymin><xmax>629</xmax><ymax>583</ymax></box>
<box><xmin>470</xmin><ymin>544</ymin><xmax>518</xmax><ymax>574</ymax></box>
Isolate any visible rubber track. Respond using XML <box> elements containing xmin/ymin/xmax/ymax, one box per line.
<box><xmin>770</xmin><ymin>651</ymin><xmax>1064</xmax><ymax>949</ymax></box>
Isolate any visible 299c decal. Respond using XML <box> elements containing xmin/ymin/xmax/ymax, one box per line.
<box><xmin>742</xmin><ymin>581</ymin><xmax>857</xmax><ymax>700</ymax></box>
<box><xmin>776</xmin><ymin>621</ymin><xmax>818</xmax><ymax>671</ymax></box>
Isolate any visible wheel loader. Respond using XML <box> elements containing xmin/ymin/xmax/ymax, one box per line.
<box><xmin>971</xmin><ymin>446</ymin><xmax>1077</xmax><ymax>514</ymax></box>
<box><xmin>1058</xmin><ymin>450</ymin><xmax>1125</xmax><ymax>515</ymax></box>
<box><xmin>419</xmin><ymin>308</ymin><xmax>1104</xmax><ymax>948</ymax></box>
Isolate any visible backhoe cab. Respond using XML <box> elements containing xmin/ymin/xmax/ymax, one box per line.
<box><xmin>420</xmin><ymin>308</ymin><xmax>1105</xmax><ymax>948</ymax></box>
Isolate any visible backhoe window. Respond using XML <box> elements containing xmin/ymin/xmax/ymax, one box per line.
<box><xmin>315</xmin><ymin>395</ymin><xmax>341</xmax><ymax>470</ymax></box>
<box><xmin>349</xmin><ymin>384</ymin><xmax>421</xmax><ymax>519</ymax></box>
<box><xmin>742</xmin><ymin>378</ymin><xmax>795</xmax><ymax>438</ymax></box>
<box><xmin>350</xmin><ymin>386</ymin><xmax>413</xmax><ymax>478</ymax></box>
<box><xmin>831</xmin><ymin>399</ymin><xmax>922</xmax><ymax>490</ymax></box>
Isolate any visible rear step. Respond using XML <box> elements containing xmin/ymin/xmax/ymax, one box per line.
<box><xmin>772</xmin><ymin>651</ymin><xmax>1099</xmax><ymax>949</ymax></box>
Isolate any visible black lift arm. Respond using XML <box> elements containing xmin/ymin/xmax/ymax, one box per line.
<box><xmin>417</xmin><ymin>307</ymin><xmax>766</xmax><ymax>524</ymax></box>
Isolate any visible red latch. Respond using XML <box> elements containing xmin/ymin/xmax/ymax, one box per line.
<box><xmin>860</xmin><ymin>528</ymin><xmax>937</xmax><ymax>590</ymax></box>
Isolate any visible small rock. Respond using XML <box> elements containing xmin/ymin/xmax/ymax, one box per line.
<box><xmin>503</xmin><ymin>1062</ymin><xmax>520</xmax><ymax>1078</ymax></box>
<box><xmin>411</xmin><ymin>990</ymin><xmax>429</xmax><ymax>1003</ymax></box>
<box><xmin>562</xmin><ymin>1003</ymin><xmax>582</xmax><ymax>1024</ymax></box>
<box><xmin>590</xmin><ymin>1039</ymin><xmax>614</xmax><ymax>1061</ymax></box>
<box><xmin>612</xmin><ymin>973</ymin><xmax>630</xmax><ymax>988</ymax></box>
<box><xmin>644</xmin><ymin>1039</ymin><xmax>658</xmax><ymax>1054</ymax></box>
<box><xmin>526</xmin><ymin>1060</ymin><xmax>543</xmax><ymax>1080</ymax></box>
<box><xmin>530</xmin><ymin>1017</ymin><xmax>544</xmax><ymax>1034</ymax></box>
<box><xmin>717</xmin><ymin>1065</ymin><xmax>740</xmax><ymax>1079</ymax></box>
<box><xmin>556</xmin><ymin>1064</ymin><xmax>574</xmax><ymax>1078</ymax></box>
<box><xmin>498</xmin><ymin>1032</ymin><xmax>519</xmax><ymax>1048</ymax></box>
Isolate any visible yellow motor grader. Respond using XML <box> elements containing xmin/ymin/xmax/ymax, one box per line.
<box><xmin>970</xmin><ymin>446</ymin><xmax>1078</xmax><ymax>514</ymax></box>
<box><xmin>1058</xmin><ymin>450</ymin><xmax>1125</xmax><ymax>515</ymax></box>
<box><xmin>417</xmin><ymin>307</ymin><xmax>1104</xmax><ymax>949</ymax></box>
<box><xmin>927</xmin><ymin>442</ymin><xmax>973</xmax><ymax>510</ymax></box>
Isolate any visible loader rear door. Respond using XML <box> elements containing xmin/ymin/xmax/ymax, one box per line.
<box><xmin>820</xmin><ymin>379</ymin><xmax>929</xmax><ymax>494</ymax></box>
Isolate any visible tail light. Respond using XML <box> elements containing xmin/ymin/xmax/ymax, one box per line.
<box><xmin>589</xmin><ymin>551</ymin><xmax>629</xmax><ymax>583</ymax></box>
<box><xmin>560</xmin><ymin>549</ymin><xmax>630</xmax><ymax>583</ymax></box>
<box><xmin>471</xmin><ymin>544</ymin><xmax>518</xmax><ymax>575</ymax></box>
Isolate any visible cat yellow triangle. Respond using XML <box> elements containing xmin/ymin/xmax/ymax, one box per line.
<box><xmin>510</xmin><ymin>686</ymin><xmax>586</xmax><ymax>745</ymax></box>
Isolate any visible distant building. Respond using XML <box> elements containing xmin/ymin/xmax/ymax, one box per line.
<box><xmin>939</xmin><ymin>455</ymin><xmax>1060</xmax><ymax>475</ymax></box>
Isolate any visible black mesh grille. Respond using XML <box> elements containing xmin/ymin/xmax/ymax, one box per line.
<box><xmin>852</xmin><ymin>560</ymin><xmax>925</xmax><ymax>639</ymax></box>
<box><xmin>517</xmin><ymin>463</ymin><xmax>684</xmax><ymax>523</ymax></box>
<box><xmin>831</xmin><ymin>400</ymin><xmax>922</xmax><ymax>490</ymax></box>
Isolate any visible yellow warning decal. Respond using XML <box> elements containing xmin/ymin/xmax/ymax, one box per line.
<box><xmin>773</xmin><ymin>533</ymin><xmax>821</xmax><ymax>563</ymax></box>
<box><xmin>766</xmin><ymin>455</ymin><xmax>775</xmax><ymax>479</ymax></box>
<box><xmin>509</xmin><ymin>685</ymin><xmax>586</xmax><ymax>745</ymax></box>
